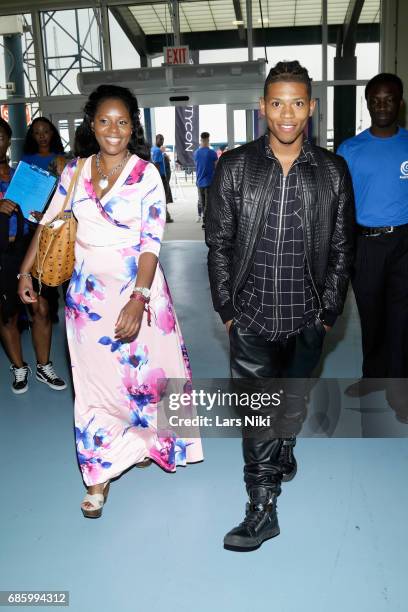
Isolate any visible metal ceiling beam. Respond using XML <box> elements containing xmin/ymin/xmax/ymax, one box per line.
<box><xmin>0</xmin><ymin>0</ymin><xmax>158</xmax><ymax>16</ymax></box>
<box><xmin>109</xmin><ymin>6</ymin><xmax>148</xmax><ymax>59</ymax></box>
<box><xmin>232</xmin><ymin>0</ymin><xmax>246</xmax><ymax>41</ymax></box>
<box><xmin>145</xmin><ymin>23</ymin><xmax>379</xmax><ymax>54</ymax></box>
<box><xmin>0</xmin><ymin>0</ymin><xmax>209</xmax><ymax>16</ymax></box>
<box><xmin>0</xmin><ymin>0</ymin><xmax>222</xmax><ymax>10</ymax></box>
<box><xmin>339</xmin><ymin>0</ymin><xmax>365</xmax><ymax>56</ymax></box>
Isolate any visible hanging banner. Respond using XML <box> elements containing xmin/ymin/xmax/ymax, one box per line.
<box><xmin>175</xmin><ymin>105</ymin><xmax>199</xmax><ymax>168</ymax></box>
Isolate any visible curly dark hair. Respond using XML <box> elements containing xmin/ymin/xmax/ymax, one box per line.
<box><xmin>264</xmin><ymin>60</ymin><xmax>312</xmax><ymax>99</ymax></box>
<box><xmin>0</xmin><ymin>117</ymin><xmax>12</xmax><ymax>139</ymax></box>
<box><xmin>74</xmin><ymin>84</ymin><xmax>150</xmax><ymax>161</ymax></box>
<box><xmin>23</xmin><ymin>117</ymin><xmax>64</xmax><ymax>155</ymax></box>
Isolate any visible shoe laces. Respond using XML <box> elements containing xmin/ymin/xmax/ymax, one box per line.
<box><xmin>38</xmin><ymin>362</ymin><xmax>59</xmax><ymax>380</ymax></box>
<box><xmin>280</xmin><ymin>443</ymin><xmax>292</xmax><ymax>464</ymax></box>
<box><xmin>11</xmin><ymin>364</ymin><xmax>31</xmax><ymax>382</ymax></box>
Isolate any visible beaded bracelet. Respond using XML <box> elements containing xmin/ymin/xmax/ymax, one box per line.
<box><xmin>129</xmin><ymin>292</ymin><xmax>152</xmax><ymax>326</ymax></box>
<box><xmin>129</xmin><ymin>291</ymin><xmax>150</xmax><ymax>304</ymax></box>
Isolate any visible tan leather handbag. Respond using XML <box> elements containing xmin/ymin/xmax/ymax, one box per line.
<box><xmin>31</xmin><ymin>158</ymin><xmax>85</xmax><ymax>291</ymax></box>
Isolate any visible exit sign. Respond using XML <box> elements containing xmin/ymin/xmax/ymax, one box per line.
<box><xmin>163</xmin><ymin>46</ymin><xmax>190</xmax><ymax>65</ymax></box>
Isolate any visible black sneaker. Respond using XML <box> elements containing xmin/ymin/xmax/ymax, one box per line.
<box><xmin>223</xmin><ymin>486</ymin><xmax>280</xmax><ymax>551</ymax></box>
<box><xmin>279</xmin><ymin>437</ymin><xmax>297</xmax><ymax>482</ymax></box>
<box><xmin>36</xmin><ymin>361</ymin><xmax>67</xmax><ymax>391</ymax></box>
<box><xmin>10</xmin><ymin>363</ymin><xmax>31</xmax><ymax>394</ymax></box>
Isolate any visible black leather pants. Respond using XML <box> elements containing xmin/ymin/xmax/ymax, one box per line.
<box><xmin>229</xmin><ymin>320</ymin><xmax>325</xmax><ymax>492</ymax></box>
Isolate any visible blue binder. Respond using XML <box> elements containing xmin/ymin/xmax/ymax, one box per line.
<box><xmin>5</xmin><ymin>161</ymin><xmax>57</xmax><ymax>220</ymax></box>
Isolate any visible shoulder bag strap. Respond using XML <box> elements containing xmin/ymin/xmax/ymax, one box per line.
<box><xmin>67</xmin><ymin>157</ymin><xmax>86</xmax><ymax>213</ymax></box>
<box><xmin>54</xmin><ymin>157</ymin><xmax>86</xmax><ymax>219</ymax></box>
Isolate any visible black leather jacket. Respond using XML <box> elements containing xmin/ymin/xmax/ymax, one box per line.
<box><xmin>206</xmin><ymin>136</ymin><xmax>355</xmax><ymax>326</ymax></box>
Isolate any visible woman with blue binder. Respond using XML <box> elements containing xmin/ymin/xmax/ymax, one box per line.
<box><xmin>22</xmin><ymin>117</ymin><xmax>69</xmax><ymax>321</ymax></box>
<box><xmin>21</xmin><ymin>116</ymin><xmax>66</xmax><ymax>175</ymax></box>
<box><xmin>0</xmin><ymin>117</ymin><xmax>66</xmax><ymax>394</ymax></box>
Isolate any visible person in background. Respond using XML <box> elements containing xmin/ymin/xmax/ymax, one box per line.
<box><xmin>338</xmin><ymin>73</ymin><xmax>408</xmax><ymax>420</ymax></box>
<box><xmin>162</xmin><ymin>147</ymin><xmax>174</xmax><ymax>206</ymax></box>
<box><xmin>22</xmin><ymin>117</ymin><xmax>66</xmax><ymax>173</ymax></box>
<box><xmin>151</xmin><ymin>134</ymin><xmax>173</xmax><ymax>223</ymax></box>
<box><xmin>0</xmin><ymin>118</ymin><xmax>66</xmax><ymax>394</ymax></box>
<box><xmin>22</xmin><ymin>117</ymin><xmax>68</xmax><ymax>323</ymax></box>
<box><xmin>193</xmin><ymin>131</ymin><xmax>217</xmax><ymax>228</ymax></box>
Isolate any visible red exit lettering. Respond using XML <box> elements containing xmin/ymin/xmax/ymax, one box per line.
<box><xmin>165</xmin><ymin>47</ymin><xmax>189</xmax><ymax>64</ymax></box>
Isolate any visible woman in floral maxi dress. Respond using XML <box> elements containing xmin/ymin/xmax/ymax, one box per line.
<box><xmin>19</xmin><ymin>85</ymin><xmax>203</xmax><ymax>518</ymax></box>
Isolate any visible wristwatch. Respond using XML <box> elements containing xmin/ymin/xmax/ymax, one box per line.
<box><xmin>132</xmin><ymin>286</ymin><xmax>151</xmax><ymax>300</ymax></box>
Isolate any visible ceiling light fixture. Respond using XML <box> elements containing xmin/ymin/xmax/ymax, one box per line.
<box><xmin>232</xmin><ymin>20</ymin><xmax>244</xmax><ymax>25</ymax></box>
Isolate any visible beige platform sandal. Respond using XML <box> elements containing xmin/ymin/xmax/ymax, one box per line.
<box><xmin>81</xmin><ymin>481</ymin><xmax>110</xmax><ymax>519</ymax></box>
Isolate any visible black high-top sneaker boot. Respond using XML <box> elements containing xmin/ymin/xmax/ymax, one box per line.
<box><xmin>279</xmin><ymin>437</ymin><xmax>297</xmax><ymax>482</ymax></box>
<box><xmin>223</xmin><ymin>486</ymin><xmax>280</xmax><ymax>551</ymax></box>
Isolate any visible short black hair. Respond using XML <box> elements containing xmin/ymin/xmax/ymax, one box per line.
<box><xmin>365</xmin><ymin>73</ymin><xmax>403</xmax><ymax>100</ymax></box>
<box><xmin>0</xmin><ymin>117</ymin><xmax>12</xmax><ymax>139</ymax></box>
<box><xmin>263</xmin><ymin>60</ymin><xmax>312</xmax><ymax>99</ymax></box>
<box><xmin>23</xmin><ymin>116</ymin><xmax>64</xmax><ymax>155</ymax></box>
<box><xmin>201</xmin><ymin>132</ymin><xmax>210</xmax><ymax>140</ymax></box>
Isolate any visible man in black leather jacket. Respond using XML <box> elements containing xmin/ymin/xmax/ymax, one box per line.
<box><xmin>206</xmin><ymin>61</ymin><xmax>355</xmax><ymax>551</ymax></box>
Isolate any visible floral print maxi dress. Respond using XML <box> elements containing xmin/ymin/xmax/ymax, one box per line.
<box><xmin>41</xmin><ymin>155</ymin><xmax>203</xmax><ymax>486</ymax></box>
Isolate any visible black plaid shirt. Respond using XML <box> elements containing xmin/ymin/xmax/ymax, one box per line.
<box><xmin>235</xmin><ymin>137</ymin><xmax>318</xmax><ymax>341</ymax></box>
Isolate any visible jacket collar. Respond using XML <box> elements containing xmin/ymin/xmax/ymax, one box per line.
<box><xmin>262</xmin><ymin>133</ymin><xmax>318</xmax><ymax>167</ymax></box>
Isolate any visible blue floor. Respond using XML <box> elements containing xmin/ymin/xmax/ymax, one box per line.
<box><xmin>0</xmin><ymin>241</ymin><xmax>407</xmax><ymax>612</ymax></box>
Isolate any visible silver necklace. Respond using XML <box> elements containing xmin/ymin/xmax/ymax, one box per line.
<box><xmin>95</xmin><ymin>151</ymin><xmax>131</xmax><ymax>189</ymax></box>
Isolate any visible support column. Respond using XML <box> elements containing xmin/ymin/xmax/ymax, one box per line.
<box><xmin>381</xmin><ymin>0</ymin><xmax>408</xmax><ymax>126</ymax></box>
<box><xmin>395</xmin><ymin>0</ymin><xmax>408</xmax><ymax>126</ymax></box>
<box><xmin>226</xmin><ymin>104</ymin><xmax>234</xmax><ymax>149</ymax></box>
<box><xmin>245</xmin><ymin>0</ymin><xmax>254</xmax><ymax>143</ymax></box>
<box><xmin>4</xmin><ymin>34</ymin><xmax>26</xmax><ymax>163</ymax></box>
<box><xmin>246</xmin><ymin>0</ymin><xmax>253</xmax><ymax>61</ymax></box>
<box><xmin>245</xmin><ymin>109</ymin><xmax>253</xmax><ymax>142</ymax></box>
<box><xmin>333</xmin><ymin>56</ymin><xmax>357</xmax><ymax>150</ymax></box>
<box><xmin>31</xmin><ymin>10</ymin><xmax>47</xmax><ymax>99</ymax></box>
<box><xmin>100</xmin><ymin>5</ymin><xmax>112</xmax><ymax>71</ymax></box>
<box><xmin>333</xmin><ymin>0</ymin><xmax>365</xmax><ymax>150</ymax></box>
<box><xmin>320</xmin><ymin>0</ymin><xmax>328</xmax><ymax>149</ymax></box>
<box><xmin>140</xmin><ymin>55</ymin><xmax>153</xmax><ymax>145</ymax></box>
<box><xmin>170</xmin><ymin>0</ymin><xmax>181</xmax><ymax>47</ymax></box>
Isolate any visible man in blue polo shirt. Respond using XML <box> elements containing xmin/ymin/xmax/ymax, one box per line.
<box><xmin>151</xmin><ymin>133</ymin><xmax>173</xmax><ymax>223</ymax></box>
<box><xmin>338</xmin><ymin>73</ymin><xmax>408</xmax><ymax>415</ymax></box>
<box><xmin>193</xmin><ymin>132</ymin><xmax>217</xmax><ymax>228</ymax></box>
